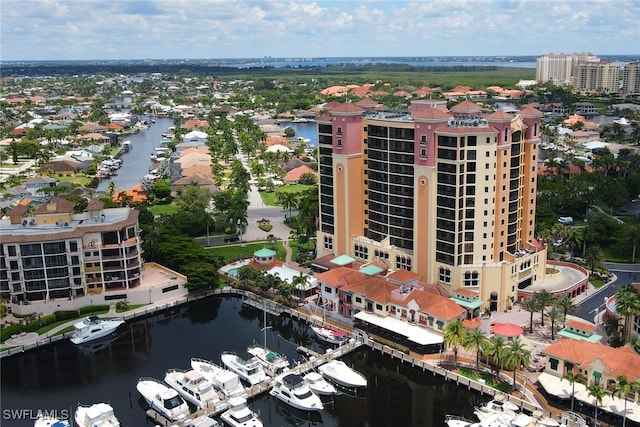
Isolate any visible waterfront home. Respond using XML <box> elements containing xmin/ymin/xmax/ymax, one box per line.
<box><xmin>314</xmin><ymin>265</ymin><xmax>465</xmax><ymax>352</ymax></box>
<box><xmin>539</xmin><ymin>339</ymin><xmax>640</xmax><ymax>424</ymax></box>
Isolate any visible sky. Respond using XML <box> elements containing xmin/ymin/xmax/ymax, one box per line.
<box><xmin>1</xmin><ymin>0</ymin><xmax>639</xmax><ymax>61</ymax></box>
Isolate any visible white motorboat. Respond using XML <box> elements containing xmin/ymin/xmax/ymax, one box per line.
<box><xmin>164</xmin><ymin>368</ymin><xmax>224</xmax><ymax>410</ymax></box>
<box><xmin>221</xmin><ymin>352</ymin><xmax>269</xmax><ymax>386</ymax></box>
<box><xmin>246</xmin><ymin>342</ymin><xmax>289</xmax><ymax>376</ymax></box>
<box><xmin>219</xmin><ymin>397</ymin><xmax>263</xmax><ymax>427</ymax></box>
<box><xmin>70</xmin><ymin>316</ymin><xmax>125</xmax><ymax>345</ymax></box>
<box><xmin>33</xmin><ymin>415</ymin><xmax>71</xmax><ymax>427</ymax></box>
<box><xmin>136</xmin><ymin>377</ymin><xmax>190</xmax><ymax>422</ymax></box>
<box><xmin>311</xmin><ymin>325</ymin><xmax>348</xmax><ymax>345</ymax></box>
<box><xmin>303</xmin><ymin>371</ymin><xmax>336</xmax><ymax>396</ymax></box>
<box><xmin>191</xmin><ymin>357</ymin><xmax>247</xmax><ymax>398</ymax></box>
<box><xmin>74</xmin><ymin>403</ymin><xmax>120</xmax><ymax>427</ymax></box>
<box><xmin>474</xmin><ymin>407</ymin><xmax>517</xmax><ymax>425</ymax></box>
<box><xmin>317</xmin><ymin>360</ymin><xmax>367</xmax><ymax>388</ymax></box>
<box><xmin>445</xmin><ymin>414</ymin><xmax>477</xmax><ymax>427</ymax></box>
<box><xmin>475</xmin><ymin>398</ymin><xmax>519</xmax><ymax>419</ymax></box>
<box><xmin>186</xmin><ymin>415</ymin><xmax>221</xmax><ymax>427</ymax></box>
<box><xmin>270</xmin><ymin>373</ymin><xmax>323</xmax><ymax>411</ymax></box>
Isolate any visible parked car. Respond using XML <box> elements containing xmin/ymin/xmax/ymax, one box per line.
<box><xmin>552</xmin><ymin>238</ymin><xmax>563</xmax><ymax>247</ymax></box>
<box><xmin>558</xmin><ymin>216</ymin><xmax>574</xmax><ymax>225</ymax></box>
<box><xmin>224</xmin><ymin>235</ymin><xmax>240</xmax><ymax>242</ymax></box>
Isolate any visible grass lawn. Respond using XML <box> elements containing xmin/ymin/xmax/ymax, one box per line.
<box><xmin>207</xmin><ymin>241</ymin><xmax>286</xmax><ymax>263</ymax></box>
<box><xmin>149</xmin><ymin>203</ymin><xmax>180</xmax><ymax>216</ymax></box>
<box><xmin>457</xmin><ymin>367</ymin><xmax>511</xmax><ymax>393</ymax></box>
<box><xmin>56</xmin><ymin>175</ymin><xmax>94</xmax><ymax>187</ymax></box>
<box><xmin>591</xmin><ymin>278</ymin><xmax>606</xmax><ymax>288</ymax></box>
<box><xmin>116</xmin><ymin>304</ymin><xmax>148</xmax><ymax>313</ymax></box>
<box><xmin>259</xmin><ymin>184</ymin><xmax>317</xmax><ymax>207</ymax></box>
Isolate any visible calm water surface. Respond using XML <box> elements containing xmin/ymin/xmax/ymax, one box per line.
<box><xmin>97</xmin><ymin>117</ymin><xmax>175</xmax><ymax>192</ymax></box>
<box><xmin>1</xmin><ymin>296</ymin><xmax>486</xmax><ymax>426</ymax></box>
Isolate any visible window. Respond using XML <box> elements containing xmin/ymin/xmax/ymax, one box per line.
<box><xmin>375</xmin><ymin>303</ymin><xmax>383</xmax><ymax>311</ymax></box>
<box><xmin>395</xmin><ymin>255</ymin><xmax>412</xmax><ymax>270</ymax></box>
<box><xmin>463</xmin><ymin>271</ymin><xmax>479</xmax><ymax>287</ymax></box>
<box><xmin>439</xmin><ymin>267</ymin><xmax>451</xmax><ymax>283</ymax></box>
<box><xmin>420</xmin><ymin>148</ymin><xmax>427</xmax><ymax>159</ymax></box>
<box><xmin>354</xmin><ymin>244</ymin><xmax>368</xmax><ymax>260</ymax></box>
<box><xmin>504</xmin><ymin>127</ymin><xmax>509</xmax><ymax>142</ymax></box>
<box><xmin>374</xmin><ymin>249</ymin><xmax>389</xmax><ymax>259</ymax></box>
<box><xmin>355</xmin><ymin>296</ymin><xmax>362</xmax><ymax>304</ymax></box>
<box><xmin>337</xmin><ymin>126</ymin><xmax>342</xmax><ymax>135</ymax></box>
<box><xmin>324</xmin><ymin>236</ymin><xmax>333</xmax><ymax>250</ymax></box>
<box><xmin>549</xmin><ymin>358</ymin><xmax>559</xmax><ymax>371</ymax></box>
<box><xmin>337</xmin><ymin>139</ymin><xmax>343</xmax><ymax>148</ymax></box>
<box><xmin>420</xmin><ymin>134</ymin><xmax>427</xmax><ymax>145</ymax></box>
<box><xmin>7</xmin><ymin>246</ymin><xmax>16</xmax><ymax>256</ymax></box>
<box><xmin>324</xmin><ymin>286</ymin><xmax>333</xmax><ymax>294</ymax></box>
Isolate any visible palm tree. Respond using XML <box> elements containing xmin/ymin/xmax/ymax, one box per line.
<box><xmin>485</xmin><ymin>335</ymin><xmax>508</xmax><ymax>377</ymax></box>
<box><xmin>545</xmin><ymin>306</ymin><xmax>563</xmax><ymax>340</ymax></box>
<box><xmin>587</xmin><ymin>383</ymin><xmax>608</xmax><ymax>426</ymax></box>
<box><xmin>463</xmin><ymin>327</ymin><xmax>488</xmax><ymax>373</ymax></box>
<box><xmin>584</xmin><ymin>245</ymin><xmax>603</xmax><ymax>275</ymax></box>
<box><xmin>615</xmin><ymin>284</ymin><xmax>640</xmax><ymax>343</ymax></box>
<box><xmin>555</xmin><ymin>294</ymin><xmax>578</xmax><ymax>328</ymax></box>
<box><xmin>278</xmin><ymin>191</ymin><xmax>298</xmax><ymax>223</ymax></box>
<box><xmin>504</xmin><ymin>339</ymin><xmax>531</xmax><ymax>390</ymax></box>
<box><xmin>563</xmin><ymin>370</ymin><xmax>586</xmax><ymax>412</ymax></box>
<box><xmin>521</xmin><ymin>297</ymin><xmax>539</xmax><ymax>334</ymax></box>
<box><xmin>535</xmin><ymin>289</ymin><xmax>555</xmax><ymax>327</ymax></box>
<box><xmin>612</xmin><ymin>375</ymin><xmax>640</xmax><ymax>427</ymax></box>
<box><xmin>442</xmin><ymin>319</ymin><xmax>466</xmax><ymax>368</ymax></box>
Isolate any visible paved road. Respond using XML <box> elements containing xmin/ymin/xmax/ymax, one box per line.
<box><xmin>575</xmin><ymin>265</ymin><xmax>640</xmax><ymax>322</ymax></box>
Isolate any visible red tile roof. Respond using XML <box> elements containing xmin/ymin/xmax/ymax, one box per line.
<box><xmin>544</xmin><ymin>339</ymin><xmax>640</xmax><ymax>379</ymax></box>
<box><xmin>565</xmin><ymin>319</ymin><xmax>596</xmax><ymax>332</ymax></box>
<box><xmin>283</xmin><ymin>165</ymin><xmax>318</xmax><ymax>183</ymax></box>
<box><xmin>450</xmin><ymin>100</ymin><xmax>482</xmax><ymax>114</ymax></box>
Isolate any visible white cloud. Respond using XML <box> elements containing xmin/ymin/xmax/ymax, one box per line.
<box><xmin>0</xmin><ymin>0</ymin><xmax>636</xmax><ymax>60</ymax></box>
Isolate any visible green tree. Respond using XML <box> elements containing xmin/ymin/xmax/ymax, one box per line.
<box><xmin>612</xmin><ymin>375</ymin><xmax>640</xmax><ymax>427</ymax></box>
<box><xmin>587</xmin><ymin>383</ymin><xmax>608</xmax><ymax>426</ymax></box>
<box><xmin>555</xmin><ymin>294</ymin><xmax>578</xmax><ymax>328</ymax></box>
<box><xmin>442</xmin><ymin>319</ymin><xmax>466</xmax><ymax>368</ymax></box>
<box><xmin>278</xmin><ymin>191</ymin><xmax>298</xmax><ymax>222</ymax></box>
<box><xmin>562</xmin><ymin>370</ymin><xmax>586</xmax><ymax>412</ymax></box>
<box><xmin>545</xmin><ymin>306</ymin><xmax>563</xmax><ymax>340</ymax></box>
<box><xmin>485</xmin><ymin>335</ymin><xmax>508</xmax><ymax>377</ymax></box>
<box><xmin>521</xmin><ymin>297</ymin><xmax>539</xmax><ymax>334</ymax></box>
<box><xmin>584</xmin><ymin>245</ymin><xmax>603</xmax><ymax>275</ymax></box>
<box><xmin>504</xmin><ymin>338</ymin><xmax>531</xmax><ymax>390</ymax></box>
<box><xmin>615</xmin><ymin>284</ymin><xmax>640</xmax><ymax>343</ymax></box>
<box><xmin>534</xmin><ymin>289</ymin><xmax>555</xmax><ymax>327</ymax></box>
<box><xmin>463</xmin><ymin>327</ymin><xmax>488</xmax><ymax>373</ymax></box>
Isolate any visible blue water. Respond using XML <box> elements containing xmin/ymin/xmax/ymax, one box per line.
<box><xmin>96</xmin><ymin>117</ymin><xmax>174</xmax><ymax>192</ymax></box>
<box><xmin>1</xmin><ymin>296</ymin><xmax>486</xmax><ymax>427</ymax></box>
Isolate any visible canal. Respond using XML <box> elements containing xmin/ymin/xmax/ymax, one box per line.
<box><xmin>97</xmin><ymin>117</ymin><xmax>175</xmax><ymax>193</ymax></box>
<box><xmin>1</xmin><ymin>296</ymin><xmax>486</xmax><ymax>426</ymax></box>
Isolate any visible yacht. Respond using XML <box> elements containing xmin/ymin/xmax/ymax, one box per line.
<box><xmin>70</xmin><ymin>316</ymin><xmax>125</xmax><ymax>345</ymax></box>
<box><xmin>303</xmin><ymin>371</ymin><xmax>336</xmax><ymax>396</ymax></box>
<box><xmin>269</xmin><ymin>373</ymin><xmax>324</xmax><ymax>411</ymax></box>
<box><xmin>474</xmin><ymin>398</ymin><xmax>519</xmax><ymax>419</ymax></box>
<box><xmin>445</xmin><ymin>412</ymin><xmax>517</xmax><ymax>427</ymax></box>
<box><xmin>246</xmin><ymin>342</ymin><xmax>289</xmax><ymax>376</ymax></box>
<box><xmin>74</xmin><ymin>403</ymin><xmax>120</xmax><ymax>427</ymax></box>
<box><xmin>219</xmin><ymin>397</ymin><xmax>263</xmax><ymax>427</ymax></box>
<box><xmin>221</xmin><ymin>352</ymin><xmax>269</xmax><ymax>386</ymax></box>
<box><xmin>33</xmin><ymin>415</ymin><xmax>71</xmax><ymax>427</ymax></box>
<box><xmin>164</xmin><ymin>368</ymin><xmax>224</xmax><ymax>410</ymax></box>
<box><xmin>317</xmin><ymin>360</ymin><xmax>367</xmax><ymax>388</ymax></box>
<box><xmin>191</xmin><ymin>357</ymin><xmax>247</xmax><ymax>398</ymax></box>
<box><xmin>310</xmin><ymin>325</ymin><xmax>348</xmax><ymax>345</ymax></box>
<box><xmin>186</xmin><ymin>415</ymin><xmax>221</xmax><ymax>427</ymax></box>
<box><xmin>136</xmin><ymin>377</ymin><xmax>190</xmax><ymax>422</ymax></box>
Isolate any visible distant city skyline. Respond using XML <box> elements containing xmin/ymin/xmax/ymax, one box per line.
<box><xmin>1</xmin><ymin>0</ymin><xmax>638</xmax><ymax>62</ymax></box>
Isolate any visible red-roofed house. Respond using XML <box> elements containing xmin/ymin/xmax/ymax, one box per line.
<box><xmin>283</xmin><ymin>165</ymin><xmax>318</xmax><ymax>184</ymax></box>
